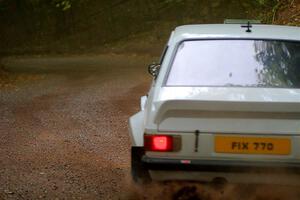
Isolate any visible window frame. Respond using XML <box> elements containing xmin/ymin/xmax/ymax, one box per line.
<box><xmin>159</xmin><ymin>45</ymin><xmax>169</xmax><ymax>65</ymax></box>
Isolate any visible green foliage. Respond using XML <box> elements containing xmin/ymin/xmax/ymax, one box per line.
<box><xmin>255</xmin><ymin>0</ymin><xmax>280</xmax><ymax>23</ymax></box>
<box><xmin>256</xmin><ymin>0</ymin><xmax>277</xmax><ymax>6</ymax></box>
<box><xmin>257</xmin><ymin>0</ymin><xmax>268</xmax><ymax>5</ymax></box>
<box><xmin>163</xmin><ymin>0</ymin><xmax>182</xmax><ymax>3</ymax></box>
<box><xmin>53</xmin><ymin>0</ymin><xmax>72</xmax><ymax>11</ymax></box>
<box><xmin>24</xmin><ymin>0</ymin><xmax>74</xmax><ymax>11</ymax></box>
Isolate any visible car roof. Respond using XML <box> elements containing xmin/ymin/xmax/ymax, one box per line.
<box><xmin>169</xmin><ymin>24</ymin><xmax>300</xmax><ymax>44</ymax></box>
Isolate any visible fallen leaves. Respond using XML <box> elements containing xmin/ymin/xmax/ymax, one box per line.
<box><xmin>0</xmin><ymin>65</ymin><xmax>44</xmax><ymax>89</ymax></box>
<box><xmin>275</xmin><ymin>0</ymin><xmax>300</xmax><ymax>26</ymax></box>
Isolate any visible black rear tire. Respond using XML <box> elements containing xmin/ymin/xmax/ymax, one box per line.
<box><xmin>131</xmin><ymin>147</ymin><xmax>151</xmax><ymax>185</ymax></box>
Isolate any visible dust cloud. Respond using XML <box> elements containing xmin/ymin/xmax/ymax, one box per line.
<box><xmin>122</xmin><ymin>180</ymin><xmax>300</xmax><ymax>200</ymax></box>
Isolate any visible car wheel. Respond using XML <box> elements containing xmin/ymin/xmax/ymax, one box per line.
<box><xmin>131</xmin><ymin>147</ymin><xmax>151</xmax><ymax>185</ymax></box>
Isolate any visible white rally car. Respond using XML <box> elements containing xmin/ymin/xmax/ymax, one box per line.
<box><xmin>129</xmin><ymin>22</ymin><xmax>300</xmax><ymax>185</ymax></box>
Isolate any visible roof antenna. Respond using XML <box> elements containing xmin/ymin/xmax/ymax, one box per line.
<box><xmin>241</xmin><ymin>21</ymin><xmax>252</xmax><ymax>33</ymax></box>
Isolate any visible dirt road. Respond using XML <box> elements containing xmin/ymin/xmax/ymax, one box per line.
<box><xmin>0</xmin><ymin>54</ymin><xmax>154</xmax><ymax>199</ymax></box>
<box><xmin>1</xmin><ymin>54</ymin><xmax>300</xmax><ymax>200</ymax></box>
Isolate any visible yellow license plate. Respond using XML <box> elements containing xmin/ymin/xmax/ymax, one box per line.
<box><xmin>215</xmin><ymin>136</ymin><xmax>291</xmax><ymax>155</ymax></box>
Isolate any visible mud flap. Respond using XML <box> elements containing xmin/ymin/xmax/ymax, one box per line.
<box><xmin>131</xmin><ymin>147</ymin><xmax>151</xmax><ymax>185</ymax></box>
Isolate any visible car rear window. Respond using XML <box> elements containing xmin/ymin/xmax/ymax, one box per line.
<box><xmin>166</xmin><ymin>40</ymin><xmax>300</xmax><ymax>88</ymax></box>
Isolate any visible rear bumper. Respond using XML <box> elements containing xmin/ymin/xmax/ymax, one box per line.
<box><xmin>142</xmin><ymin>156</ymin><xmax>300</xmax><ymax>173</ymax></box>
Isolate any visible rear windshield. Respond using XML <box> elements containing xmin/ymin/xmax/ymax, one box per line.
<box><xmin>166</xmin><ymin>40</ymin><xmax>300</xmax><ymax>88</ymax></box>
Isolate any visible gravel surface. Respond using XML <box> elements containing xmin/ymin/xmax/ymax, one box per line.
<box><xmin>0</xmin><ymin>54</ymin><xmax>152</xmax><ymax>199</ymax></box>
<box><xmin>1</xmin><ymin>54</ymin><xmax>300</xmax><ymax>200</ymax></box>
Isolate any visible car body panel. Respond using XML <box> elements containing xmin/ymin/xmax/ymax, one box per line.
<box><xmin>129</xmin><ymin>111</ymin><xmax>144</xmax><ymax>146</ymax></box>
<box><xmin>145</xmin><ymin>133</ymin><xmax>300</xmax><ymax>160</ymax></box>
<box><xmin>129</xmin><ymin>23</ymin><xmax>300</xmax><ymax>183</ymax></box>
<box><xmin>171</xmin><ymin>24</ymin><xmax>300</xmax><ymax>45</ymax></box>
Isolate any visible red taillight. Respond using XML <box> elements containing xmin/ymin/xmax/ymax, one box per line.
<box><xmin>144</xmin><ymin>135</ymin><xmax>173</xmax><ymax>152</ymax></box>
